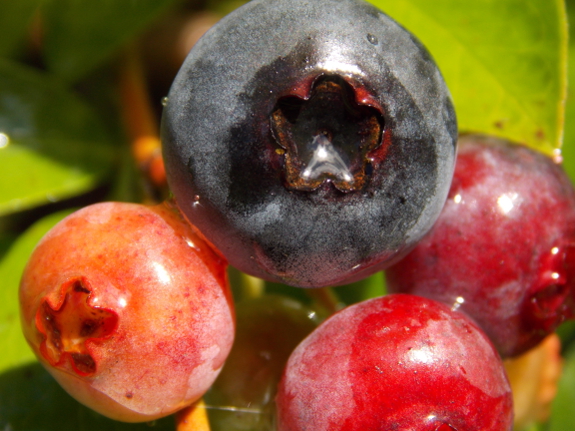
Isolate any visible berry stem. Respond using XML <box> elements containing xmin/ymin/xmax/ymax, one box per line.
<box><xmin>118</xmin><ymin>46</ymin><xmax>167</xmax><ymax>191</ymax></box>
<box><xmin>239</xmin><ymin>273</ymin><xmax>265</xmax><ymax>299</ymax></box>
<box><xmin>175</xmin><ymin>399</ymin><xmax>211</xmax><ymax>431</ymax></box>
<box><xmin>305</xmin><ymin>287</ymin><xmax>343</xmax><ymax>316</ymax></box>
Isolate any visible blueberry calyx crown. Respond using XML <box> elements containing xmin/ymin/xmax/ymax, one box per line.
<box><xmin>270</xmin><ymin>75</ymin><xmax>384</xmax><ymax>192</ymax></box>
<box><xmin>36</xmin><ymin>277</ymin><xmax>118</xmax><ymax>376</ymax></box>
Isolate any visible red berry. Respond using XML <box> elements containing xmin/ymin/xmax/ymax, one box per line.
<box><xmin>276</xmin><ymin>294</ymin><xmax>513</xmax><ymax>431</ymax></box>
<box><xmin>386</xmin><ymin>135</ymin><xmax>575</xmax><ymax>357</ymax></box>
<box><xmin>19</xmin><ymin>201</ymin><xmax>235</xmax><ymax>422</ymax></box>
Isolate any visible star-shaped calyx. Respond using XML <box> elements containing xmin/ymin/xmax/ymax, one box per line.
<box><xmin>271</xmin><ymin>75</ymin><xmax>384</xmax><ymax>192</ymax></box>
<box><xmin>35</xmin><ymin>278</ymin><xmax>118</xmax><ymax>376</ymax></box>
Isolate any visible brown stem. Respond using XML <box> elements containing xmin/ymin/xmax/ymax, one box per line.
<box><xmin>306</xmin><ymin>287</ymin><xmax>343</xmax><ymax>316</ymax></box>
<box><xmin>175</xmin><ymin>399</ymin><xmax>211</xmax><ymax>431</ymax></box>
<box><xmin>118</xmin><ymin>47</ymin><xmax>167</xmax><ymax>191</ymax></box>
<box><xmin>240</xmin><ymin>273</ymin><xmax>265</xmax><ymax>299</ymax></box>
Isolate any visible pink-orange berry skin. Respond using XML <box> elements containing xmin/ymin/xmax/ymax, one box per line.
<box><xmin>19</xmin><ymin>201</ymin><xmax>235</xmax><ymax>422</ymax></box>
<box><xmin>276</xmin><ymin>294</ymin><xmax>513</xmax><ymax>431</ymax></box>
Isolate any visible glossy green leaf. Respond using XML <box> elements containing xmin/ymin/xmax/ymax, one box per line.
<box><xmin>556</xmin><ymin>320</ymin><xmax>575</xmax><ymax>348</ymax></box>
<box><xmin>334</xmin><ymin>271</ymin><xmax>386</xmax><ymax>305</ymax></box>
<box><xmin>548</xmin><ymin>343</ymin><xmax>575</xmax><ymax>430</ymax></box>
<box><xmin>367</xmin><ymin>0</ymin><xmax>567</xmax><ymax>156</ymax></box>
<box><xmin>0</xmin><ymin>209</ymin><xmax>72</xmax><ymax>374</ymax></box>
<box><xmin>522</xmin><ymin>423</ymin><xmax>546</xmax><ymax>431</ymax></box>
<box><xmin>0</xmin><ymin>0</ymin><xmax>41</xmax><ymax>57</ymax></box>
<box><xmin>560</xmin><ymin>0</ymin><xmax>575</xmax><ymax>181</ymax></box>
<box><xmin>0</xmin><ymin>364</ymin><xmax>174</xmax><ymax>431</ymax></box>
<box><xmin>0</xmin><ymin>231</ymin><xmax>18</xmax><ymax>260</ymax></box>
<box><xmin>206</xmin><ymin>0</ymin><xmax>248</xmax><ymax>16</ymax></box>
<box><xmin>42</xmin><ymin>0</ymin><xmax>180</xmax><ymax>82</ymax></box>
<box><xmin>0</xmin><ymin>59</ymin><xmax>115</xmax><ymax>216</ymax></box>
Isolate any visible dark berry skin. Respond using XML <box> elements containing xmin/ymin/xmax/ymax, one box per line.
<box><xmin>386</xmin><ymin>135</ymin><xmax>575</xmax><ymax>358</ymax></box>
<box><xmin>276</xmin><ymin>294</ymin><xmax>513</xmax><ymax>431</ymax></box>
<box><xmin>161</xmin><ymin>0</ymin><xmax>457</xmax><ymax>288</ymax></box>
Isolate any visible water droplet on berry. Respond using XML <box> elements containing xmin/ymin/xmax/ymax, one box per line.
<box><xmin>451</xmin><ymin>296</ymin><xmax>465</xmax><ymax>311</ymax></box>
<box><xmin>0</xmin><ymin>132</ymin><xmax>10</xmax><ymax>149</ymax></box>
<box><xmin>552</xmin><ymin>148</ymin><xmax>563</xmax><ymax>164</ymax></box>
<box><xmin>367</xmin><ymin>34</ymin><xmax>378</xmax><ymax>45</ymax></box>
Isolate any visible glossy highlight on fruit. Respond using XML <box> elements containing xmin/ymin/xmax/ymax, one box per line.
<box><xmin>387</xmin><ymin>135</ymin><xmax>575</xmax><ymax>357</ymax></box>
<box><xmin>19</xmin><ymin>201</ymin><xmax>235</xmax><ymax>422</ymax></box>
<box><xmin>161</xmin><ymin>0</ymin><xmax>457</xmax><ymax>287</ymax></box>
<box><xmin>276</xmin><ymin>294</ymin><xmax>513</xmax><ymax>431</ymax></box>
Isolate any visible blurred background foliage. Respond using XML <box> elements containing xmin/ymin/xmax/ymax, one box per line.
<box><xmin>0</xmin><ymin>0</ymin><xmax>573</xmax><ymax>430</ymax></box>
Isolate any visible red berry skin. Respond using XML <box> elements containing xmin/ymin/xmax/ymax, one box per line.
<box><xmin>386</xmin><ymin>135</ymin><xmax>575</xmax><ymax>358</ymax></box>
<box><xmin>19</xmin><ymin>202</ymin><xmax>235</xmax><ymax>422</ymax></box>
<box><xmin>276</xmin><ymin>294</ymin><xmax>513</xmax><ymax>431</ymax></box>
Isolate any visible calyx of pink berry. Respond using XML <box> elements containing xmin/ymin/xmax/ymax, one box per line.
<box><xmin>35</xmin><ymin>277</ymin><xmax>118</xmax><ymax>376</ymax></box>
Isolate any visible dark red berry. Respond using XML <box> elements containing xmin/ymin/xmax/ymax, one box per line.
<box><xmin>387</xmin><ymin>135</ymin><xmax>575</xmax><ymax>357</ymax></box>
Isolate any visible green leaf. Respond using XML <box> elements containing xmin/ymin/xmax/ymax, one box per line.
<box><xmin>548</xmin><ymin>343</ymin><xmax>575</xmax><ymax>430</ymax></box>
<box><xmin>0</xmin><ymin>0</ymin><xmax>41</xmax><ymax>57</ymax></box>
<box><xmin>0</xmin><ymin>231</ymin><xmax>18</xmax><ymax>260</ymax></box>
<box><xmin>559</xmin><ymin>0</ymin><xmax>575</xmax><ymax>182</ymax></box>
<box><xmin>367</xmin><ymin>0</ymin><xmax>567</xmax><ymax>156</ymax></box>
<box><xmin>206</xmin><ymin>0</ymin><xmax>248</xmax><ymax>16</ymax></box>
<box><xmin>0</xmin><ymin>364</ymin><xmax>175</xmax><ymax>431</ymax></box>
<box><xmin>0</xmin><ymin>209</ymin><xmax>72</xmax><ymax>374</ymax></box>
<box><xmin>41</xmin><ymin>0</ymin><xmax>180</xmax><ymax>82</ymax></box>
<box><xmin>0</xmin><ymin>59</ymin><xmax>115</xmax><ymax>216</ymax></box>
<box><xmin>522</xmin><ymin>423</ymin><xmax>547</xmax><ymax>431</ymax></box>
<box><xmin>333</xmin><ymin>272</ymin><xmax>386</xmax><ymax>305</ymax></box>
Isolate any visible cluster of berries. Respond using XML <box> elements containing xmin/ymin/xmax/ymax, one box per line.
<box><xmin>18</xmin><ymin>0</ymin><xmax>575</xmax><ymax>429</ymax></box>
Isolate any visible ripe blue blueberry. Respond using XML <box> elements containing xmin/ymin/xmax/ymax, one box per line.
<box><xmin>161</xmin><ymin>0</ymin><xmax>457</xmax><ymax>287</ymax></box>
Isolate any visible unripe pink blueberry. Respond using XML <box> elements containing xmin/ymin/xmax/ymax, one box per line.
<box><xmin>19</xmin><ymin>201</ymin><xmax>235</xmax><ymax>422</ymax></box>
